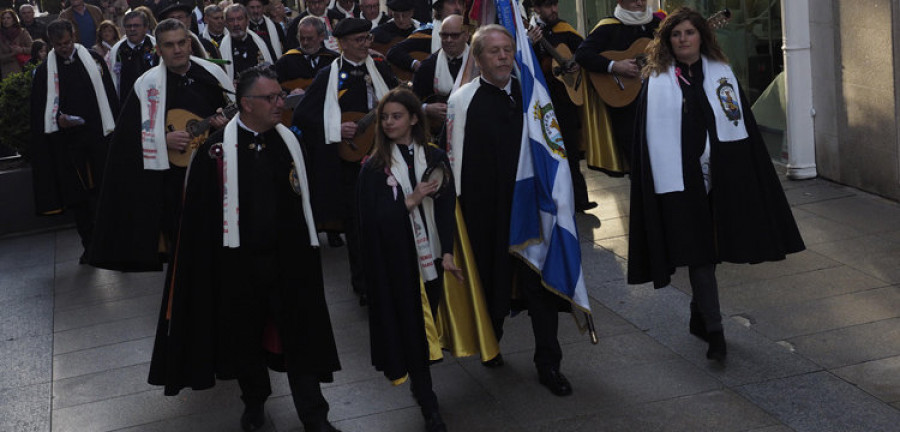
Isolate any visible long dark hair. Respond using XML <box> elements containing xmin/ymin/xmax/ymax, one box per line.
<box><xmin>368</xmin><ymin>87</ymin><xmax>429</xmax><ymax>169</ymax></box>
<box><xmin>643</xmin><ymin>7</ymin><xmax>728</xmax><ymax>77</ymax></box>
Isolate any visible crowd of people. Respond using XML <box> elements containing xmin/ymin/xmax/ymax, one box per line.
<box><xmin>26</xmin><ymin>0</ymin><xmax>805</xmax><ymax>431</ymax></box>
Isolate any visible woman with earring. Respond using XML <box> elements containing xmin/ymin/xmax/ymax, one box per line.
<box><xmin>357</xmin><ymin>87</ymin><xmax>463</xmax><ymax>432</ymax></box>
<box><xmin>627</xmin><ymin>7</ymin><xmax>805</xmax><ymax>362</ymax></box>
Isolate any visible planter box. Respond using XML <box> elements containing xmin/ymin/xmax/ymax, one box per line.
<box><xmin>0</xmin><ymin>165</ymin><xmax>73</xmax><ymax>237</ymax></box>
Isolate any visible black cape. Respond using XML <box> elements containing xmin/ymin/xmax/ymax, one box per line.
<box><xmin>147</xmin><ymin>127</ymin><xmax>341</xmax><ymax>395</ymax></box>
<box><xmin>358</xmin><ymin>144</ymin><xmax>455</xmax><ymax>380</ymax></box>
<box><xmin>627</xmin><ymin>70</ymin><xmax>805</xmax><ymax>288</ymax></box>
<box><xmin>90</xmin><ymin>62</ymin><xmax>231</xmax><ymax>271</ymax></box>
<box><xmin>29</xmin><ymin>49</ymin><xmax>118</xmax><ymax>214</ymax></box>
<box><xmin>274</xmin><ymin>46</ymin><xmax>339</xmax><ymax>83</ymax></box>
<box><xmin>291</xmin><ymin>57</ymin><xmax>398</xmax><ymax>227</ymax></box>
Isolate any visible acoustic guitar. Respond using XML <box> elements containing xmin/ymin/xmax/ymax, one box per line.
<box><xmin>537</xmin><ymin>38</ymin><xmax>583</xmax><ymax>106</ymax></box>
<box><xmin>338</xmin><ymin>109</ymin><xmax>378</xmax><ymax>162</ymax></box>
<box><xmin>280</xmin><ymin>76</ymin><xmax>313</xmax><ymax>126</ymax></box>
<box><xmin>166</xmin><ymin>105</ymin><xmax>239</xmax><ymax>168</ymax></box>
<box><xmin>588</xmin><ymin>9</ymin><xmax>732</xmax><ymax>108</ymax></box>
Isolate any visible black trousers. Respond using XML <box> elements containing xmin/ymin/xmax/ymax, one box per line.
<box><xmin>689</xmin><ymin>264</ymin><xmax>722</xmax><ymax>333</ymax></box>
<box><xmin>492</xmin><ymin>260</ymin><xmax>562</xmax><ymax>371</ymax></box>
<box><xmin>342</xmin><ymin>161</ymin><xmax>365</xmax><ymax>295</ymax></box>
<box><xmin>238</xmin><ymin>365</ymin><xmax>330</xmax><ymax>427</ymax></box>
<box><xmin>565</xmin><ymin>137</ymin><xmax>590</xmax><ymax>207</ymax></box>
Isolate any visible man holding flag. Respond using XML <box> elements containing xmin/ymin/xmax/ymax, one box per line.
<box><xmin>447</xmin><ymin>13</ymin><xmax>588</xmax><ymax>396</ymax></box>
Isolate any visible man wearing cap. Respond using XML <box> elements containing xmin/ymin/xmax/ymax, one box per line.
<box><xmin>158</xmin><ymin>0</ymin><xmax>222</xmax><ymax>59</ymax></box>
<box><xmin>90</xmin><ymin>17</ymin><xmax>233</xmax><ymax>271</ymax></box>
<box><xmin>243</xmin><ymin>0</ymin><xmax>283</xmax><ymax>59</ymax></box>
<box><xmin>107</xmin><ymin>10</ymin><xmax>157</xmax><ymax>104</ymax></box>
<box><xmin>574</xmin><ymin>0</ymin><xmax>660</xmax><ymax>171</ymax></box>
<box><xmin>385</xmin><ymin>0</ymin><xmax>462</xmax><ymax>77</ymax></box>
<box><xmin>147</xmin><ymin>65</ymin><xmax>342</xmax><ymax>432</ymax></box>
<box><xmin>201</xmin><ymin>4</ymin><xmax>227</xmax><ymax>46</ymax></box>
<box><xmin>30</xmin><ymin>19</ymin><xmax>118</xmax><ymax>263</ymax></box>
<box><xmin>275</xmin><ymin>15</ymin><xmax>337</xmax><ymax>92</ymax></box>
<box><xmin>293</xmin><ymin>17</ymin><xmax>398</xmax><ymax>306</ymax></box>
<box><xmin>411</xmin><ymin>13</ymin><xmax>466</xmax><ymax>133</ymax></box>
<box><xmin>369</xmin><ymin>0</ymin><xmax>417</xmax><ymax>56</ymax></box>
<box><xmin>221</xmin><ymin>3</ymin><xmax>274</xmax><ymax>80</ymax></box>
<box><xmin>527</xmin><ymin>0</ymin><xmax>595</xmax><ymax>211</ymax></box>
<box><xmin>282</xmin><ymin>0</ymin><xmax>342</xmax><ymax>52</ymax></box>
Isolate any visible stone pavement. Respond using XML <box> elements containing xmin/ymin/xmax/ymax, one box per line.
<box><xmin>3</xmin><ymin>164</ymin><xmax>900</xmax><ymax>432</ymax></box>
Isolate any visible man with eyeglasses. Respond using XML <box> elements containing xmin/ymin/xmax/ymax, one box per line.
<box><xmin>385</xmin><ymin>0</ymin><xmax>463</xmax><ymax>78</ymax></box>
<box><xmin>107</xmin><ymin>10</ymin><xmax>156</xmax><ymax>104</ymax></box>
<box><xmin>411</xmin><ymin>13</ymin><xmax>466</xmax><ymax>133</ymax></box>
<box><xmin>145</xmin><ymin>65</ymin><xmax>343</xmax><ymax>432</ymax></box>
<box><xmin>221</xmin><ymin>3</ymin><xmax>275</xmax><ymax>81</ymax></box>
<box><xmin>358</xmin><ymin>0</ymin><xmax>387</xmax><ymax>27</ymax></box>
<box><xmin>293</xmin><ymin>17</ymin><xmax>398</xmax><ymax>306</ymax></box>
<box><xmin>276</xmin><ymin>15</ymin><xmax>338</xmax><ymax>92</ymax></box>
<box><xmin>527</xmin><ymin>0</ymin><xmax>595</xmax><ymax>212</ymax></box>
<box><xmin>91</xmin><ymin>18</ymin><xmax>233</xmax><ymax>273</ymax></box>
<box><xmin>282</xmin><ymin>0</ymin><xmax>342</xmax><ymax>52</ymax></box>
<box><xmin>241</xmin><ymin>0</ymin><xmax>284</xmax><ymax>59</ymax></box>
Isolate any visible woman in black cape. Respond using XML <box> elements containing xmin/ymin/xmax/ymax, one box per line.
<box><xmin>628</xmin><ymin>7</ymin><xmax>805</xmax><ymax>362</ymax></box>
<box><xmin>357</xmin><ymin>88</ymin><xmax>463</xmax><ymax>432</ymax></box>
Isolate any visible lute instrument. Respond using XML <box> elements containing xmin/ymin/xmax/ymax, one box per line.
<box><xmin>166</xmin><ymin>104</ymin><xmax>239</xmax><ymax>168</ymax></box>
<box><xmin>338</xmin><ymin>108</ymin><xmax>378</xmax><ymax>162</ymax></box>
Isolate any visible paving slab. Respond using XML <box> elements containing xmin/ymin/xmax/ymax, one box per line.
<box><xmin>0</xmin><ymin>382</ymin><xmax>51</xmax><ymax>432</ymax></box>
<box><xmin>737</xmin><ymin>371</ymin><xmax>900</xmax><ymax>432</ymax></box>
<box><xmin>809</xmin><ymin>233</ymin><xmax>900</xmax><ymax>284</ymax></box>
<box><xmin>53</xmin><ymin>336</ymin><xmax>154</xmax><ymax>381</ymax></box>
<box><xmin>788</xmin><ymin>316</ymin><xmax>900</xmax><ymax>369</ymax></box>
<box><xmin>833</xmin><ymin>355</ymin><xmax>900</xmax><ymax>404</ymax></box>
<box><xmin>0</xmin><ymin>333</ymin><xmax>52</xmax><ymax>389</ymax></box>
<box><xmin>53</xmin><ymin>294</ymin><xmax>160</xmax><ymax>332</ymax></box>
<box><xmin>53</xmin><ymin>362</ymin><xmax>156</xmax><ymax>410</ymax></box>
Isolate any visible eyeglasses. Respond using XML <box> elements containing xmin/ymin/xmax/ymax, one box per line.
<box><xmin>439</xmin><ymin>31</ymin><xmax>464</xmax><ymax>40</ymax></box>
<box><xmin>348</xmin><ymin>33</ymin><xmax>374</xmax><ymax>44</ymax></box>
<box><xmin>244</xmin><ymin>91</ymin><xmax>288</xmax><ymax>104</ymax></box>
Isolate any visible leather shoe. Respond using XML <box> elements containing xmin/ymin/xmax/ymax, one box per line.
<box><xmin>481</xmin><ymin>353</ymin><xmax>504</xmax><ymax>368</ymax></box>
<box><xmin>424</xmin><ymin>411</ymin><xmax>447</xmax><ymax>432</ymax></box>
<box><xmin>538</xmin><ymin>368</ymin><xmax>573</xmax><ymax>396</ymax></box>
<box><xmin>240</xmin><ymin>404</ymin><xmax>265</xmax><ymax>432</ymax></box>
<box><xmin>304</xmin><ymin>420</ymin><xmax>341</xmax><ymax>432</ymax></box>
<box><xmin>706</xmin><ymin>330</ymin><xmax>727</xmax><ymax>362</ymax></box>
<box><xmin>575</xmin><ymin>201</ymin><xmax>598</xmax><ymax>212</ymax></box>
<box><xmin>689</xmin><ymin>304</ymin><xmax>709</xmax><ymax>342</ymax></box>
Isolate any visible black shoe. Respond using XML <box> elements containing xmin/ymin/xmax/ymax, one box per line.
<box><xmin>706</xmin><ymin>330</ymin><xmax>727</xmax><ymax>362</ymax></box>
<box><xmin>304</xmin><ymin>421</ymin><xmax>341</xmax><ymax>432</ymax></box>
<box><xmin>424</xmin><ymin>411</ymin><xmax>447</xmax><ymax>432</ymax></box>
<box><xmin>327</xmin><ymin>232</ymin><xmax>344</xmax><ymax>247</ymax></box>
<box><xmin>481</xmin><ymin>353</ymin><xmax>504</xmax><ymax>368</ymax></box>
<box><xmin>575</xmin><ymin>201</ymin><xmax>598</xmax><ymax>212</ymax></box>
<box><xmin>689</xmin><ymin>304</ymin><xmax>709</xmax><ymax>342</ymax></box>
<box><xmin>240</xmin><ymin>405</ymin><xmax>266</xmax><ymax>432</ymax></box>
<box><xmin>538</xmin><ymin>368</ymin><xmax>573</xmax><ymax>396</ymax></box>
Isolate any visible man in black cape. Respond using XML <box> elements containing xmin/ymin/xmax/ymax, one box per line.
<box><xmin>292</xmin><ymin>17</ymin><xmax>398</xmax><ymax>305</ymax></box>
<box><xmin>447</xmin><ymin>24</ymin><xmax>573</xmax><ymax>397</ymax></box>
<box><xmin>282</xmin><ymin>0</ymin><xmax>342</xmax><ymax>52</ymax></box>
<box><xmin>274</xmin><ymin>15</ymin><xmax>338</xmax><ymax>88</ymax></box>
<box><xmin>109</xmin><ymin>11</ymin><xmax>157</xmax><ymax>105</ymax></box>
<box><xmin>30</xmin><ymin>19</ymin><xmax>118</xmax><ymax>263</ymax></box>
<box><xmin>90</xmin><ymin>18</ymin><xmax>233</xmax><ymax>271</ymax></box>
<box><xmin>410</xmin><ymin>13</ymin><xmax>465</xmax><ymax>135</ymax></box>
<box><xmin>148</xmin><ymin>65</ymin><xmax>342</xmax><ymax>432</ymax></box>
<box><xmin>385</xmin><ymin>0</ymin><xmax>462</xmax><ymax>78</ymax></box>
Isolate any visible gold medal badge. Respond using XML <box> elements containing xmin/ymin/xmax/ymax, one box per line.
<box><xmin>289</xmin><ymin>163</ymin><xmax>303</xmax><ymax>196</ymax></box>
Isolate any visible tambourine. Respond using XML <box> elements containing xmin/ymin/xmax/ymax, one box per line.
<box><xmin>421</xmin><ymin>160</ymin><xmax>452</xmax><ymax>197</ymax></box>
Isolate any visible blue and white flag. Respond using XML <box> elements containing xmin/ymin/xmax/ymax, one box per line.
<box><xmin>496</xmin><ymin>0</ymin><xmax>590</xmax><ymax>313</ymax></box>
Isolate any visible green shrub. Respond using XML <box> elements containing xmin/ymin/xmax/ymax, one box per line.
<box><xmin>0</xmin><ymin>63</ymin><xmax>36</xmax><ymax>160</ymax></box>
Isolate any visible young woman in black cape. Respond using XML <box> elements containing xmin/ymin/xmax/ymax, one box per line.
<box><xmin>628</xmin><ymin>7</ymin><xmax>805</xmax><ymax>362</ymax></box>
<box><xmin>357</xmin><ymin>88</ymin><xmax>464</xmax><ymax>432</ymax></box>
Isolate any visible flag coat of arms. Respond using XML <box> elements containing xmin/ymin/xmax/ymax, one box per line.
<box><xmin>496</xmin><ymin>0</ymin><xmax>590</xmax><ymax>314</ymax></box>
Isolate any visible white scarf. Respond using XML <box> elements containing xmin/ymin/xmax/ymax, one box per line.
<box><xmin>646</xmin><ymin>56</ymin><xmax>748</xmax><ymax>194</ymax></box>
<box><xmin>255</xmin><ymin>15</ymin><xmax>283</xmax><ymax>57</ymax></box>
<box><xmin>446</xmin><ymin>77</ymin><xmax>481</xmax><ymax>194</ymax></box>
<box><xmin>135</xmin><ymin>57</ymin><xmax>236</xmax><ymax>171</ymax></box>
<box><xmin>219</xmin><ymin>30</ymin><xmax>275</xmax><ymax>80</ymax></box>
<box><xmin>614</xmin><ymin>5</ymin><xmax>652</xmax><ymax>26</ymax></box>
<box><xmin>390</xmin><ymin>143</ymin><xmax>440</xmax><ymax>281</ymax></box>
<box><xmin>44</xmin><ymin>44</ymin><xmax>116</xmax><ymax>136</ymax></box>
<box><xmin>323</xmin><ymin>56</ymin><xmax>390</xmax><ymax>144</ymax></box>
<box><xmin>109</xmin><ymin>35</ymin><xmax>156</xmax><ymax>95</ymax></box>
<box><xmin>430</xmin><ymin>19</ymin><xmax>441</xmax><ymax>53</ymax></box>
<box><xmin>221</xmin><ymin>115</ymin><xmax>319</xmax><ymax>247</ymax></box>
<box><xmin>433</xmin><ymin>44</ymin><xmax>467</xmax><ymax>96</ymax></box>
